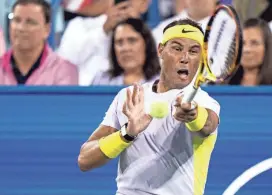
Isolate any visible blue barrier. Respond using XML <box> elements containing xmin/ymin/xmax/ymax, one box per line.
<box><xmin>0</xmin><ymin>86</ymin><xmax>271</xmax><ymax>195</ymax></box>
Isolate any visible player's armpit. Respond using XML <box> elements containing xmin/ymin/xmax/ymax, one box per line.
<box><xmin>198</xmin><ymin>109</ymin><xmax>219</xmax><ymax>137</ymax></box>
<box><xmin>78</xmin><ymin>125</ymin><xmax>117</xmax><ymax>172</ymax></box>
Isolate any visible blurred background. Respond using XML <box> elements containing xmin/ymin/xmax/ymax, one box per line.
<box><xmin>0</xmin><ymin>0</ymin><xmax>271</xmax><ymax>195</ymax></box>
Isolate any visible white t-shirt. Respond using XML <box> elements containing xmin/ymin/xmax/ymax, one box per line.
<box><xmin>101</xmin><ymin>81</ymin><xmax>220</xmax><ymax>195</ymax></box>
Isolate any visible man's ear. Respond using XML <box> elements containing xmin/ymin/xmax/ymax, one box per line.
<box><xmin>158</xmin><ymin>43</ymin><xmax>164</xmax><ymax>58</ymax></box>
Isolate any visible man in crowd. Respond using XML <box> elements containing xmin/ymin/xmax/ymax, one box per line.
<box><xmin>0</xmin><ymin>0</ymin><xmax>78</xmax><ymax>85</ymax></box>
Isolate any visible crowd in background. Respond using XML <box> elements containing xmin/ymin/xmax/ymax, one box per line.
<box><xmin>0</xmin><ymin>0</ymin><xmax>271</xmax><ymax>86</ymax></box>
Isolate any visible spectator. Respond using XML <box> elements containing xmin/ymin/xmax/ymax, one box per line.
<box><xmin>228</xmin><ymin>18</ymin><xmax>272</xmax><ymax>85</ymax></box>
<box><xmin>0</xmin><ymin>27</ymin><xmax>5</xmax><ymax>56</ymax></box>
<box><xmin>58</xmin><ymin>0</ymin><xmax>150</xmax><ymax>85</ymax></box>
<box><xmin>91</xmin><ymin>18</ymin><xmax>160</xmax><ymax>86</ymax></box>
<box><xmin>0</xmin><ymin>0</ymin><xmax>78</xmax><ymax>85</ymax></box>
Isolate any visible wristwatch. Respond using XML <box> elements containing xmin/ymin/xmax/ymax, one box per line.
<box><xmin>120</xmin><ymin>123</ymin><xmax>136</xmax><ymax>142</ymax></box>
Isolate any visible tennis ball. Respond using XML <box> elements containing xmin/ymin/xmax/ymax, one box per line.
<box><xmin>149</xmin><ymin>101</ymin><xmax>169</xmax><ymax>118</ymax></box>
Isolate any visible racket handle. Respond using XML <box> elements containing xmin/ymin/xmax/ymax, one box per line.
<box><xmin>182</xmin><ymin>87</ymin><xmax>198</xmax><ymax>104</ymax></box>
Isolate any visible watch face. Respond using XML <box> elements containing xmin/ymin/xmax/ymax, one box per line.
<box><xmin>121</xmin><ymin>125</ymin><xmax>135</xmax><ymax>141</ymax></box>
<box><xmin>121</xmin><ymin>127</ymin><xmax>127</xmax><ymax>136</ymax></box>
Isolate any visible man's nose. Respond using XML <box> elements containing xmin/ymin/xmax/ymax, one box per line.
<box><xmin>180</xmin><ymin>51</ymin><xmax>189</xmax><ymax>64</ymax></box>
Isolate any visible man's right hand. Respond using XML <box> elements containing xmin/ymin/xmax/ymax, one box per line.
<box><xmin>122</xmin><ymin>84</ymin><xmax>153</xmax><ymax>137</ymax></box>
<box><xmin>103</xmin><ymin>1</ymin><xmax>140</xmax><ymax>34</ymax></box>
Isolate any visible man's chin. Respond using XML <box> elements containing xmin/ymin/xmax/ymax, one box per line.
<box><xmin>13</xmin><ymin>43</ymin><xmax>33</xmax><ymax>51</ymax></box>
<box><xmin>173</xmin><ymin>80</ymin><xmax>191</xmax><ymax>90</ymax></box>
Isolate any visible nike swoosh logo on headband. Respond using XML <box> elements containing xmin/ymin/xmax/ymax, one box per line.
<box><xmin>182</xmin><ymin>29</ymin><xmax>196</xmax><ymax>33</ymax></box>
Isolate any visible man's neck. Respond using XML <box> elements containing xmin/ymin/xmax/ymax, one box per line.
<box><xmin>13</xmin><ymin>44</ymin><xmax>44</xmax><ymax>75</ymax></box>
<box><xmin>156</xmin><ymin>79</ymin><xmax>171</xmax><ymax>93</ymax></box>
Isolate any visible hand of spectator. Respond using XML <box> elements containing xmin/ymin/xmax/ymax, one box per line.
<box><xmin>121</xmin><ymin>3</ymin><xmax>141</xmax><ymax>19</ymax></box>
<box><xmin>103</xmin><ymin>1</ymin><xmax>131</xmax><ymax>34</ymax></box>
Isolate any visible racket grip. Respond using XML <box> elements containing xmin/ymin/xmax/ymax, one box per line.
<box><xmin>182</xmin><ymin>87</ymin><xmax>198</xmax><ymax>104</ymax></box>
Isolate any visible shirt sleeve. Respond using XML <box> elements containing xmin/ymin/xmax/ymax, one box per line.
<box><xmin>101</xmin><ymin>90</ymin><xmax>123</xmax><ymax>130</ymax></box>
<box><xmin>194</xmin><ymin>89</ymin><xmax>220</xmax><ymax>119</ymax></box>
<box><xmin>54</xmin><ymin>58</ymin><xmax>79</xmax><ymax>85</ymax></box>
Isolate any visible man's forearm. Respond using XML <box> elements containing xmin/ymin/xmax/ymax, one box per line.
<box><xmin>78</xmin><ymin>140</ymin><xmax>110</xmax><ymax>171</ymax></box>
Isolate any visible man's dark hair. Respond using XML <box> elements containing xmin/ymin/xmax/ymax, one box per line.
<box><xmin>12</xmin><ymin>0</ymin><xmax>51</xmax><ymax>23</ymax></box>
<box><xmin>163</xmin><ymin>18</ymin><xmax>204</xmax><ymax>34</ymax></box>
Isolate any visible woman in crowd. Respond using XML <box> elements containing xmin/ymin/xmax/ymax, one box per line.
<box><xmin>91</xmin><ymin>18</ymin><xmax>161</xmax><ymax>86</ymax></box>
<box><xmin>228</xmin><ymin>18</ymin><xmax>272</xmax><ymax>85</ymax></box>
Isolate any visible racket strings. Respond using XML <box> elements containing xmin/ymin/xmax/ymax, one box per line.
<box><xmin>207</xmin><ymin>10</ymin><xmax>238</xmax><ymax>80</ymax></box>
<box><xmin>223</xmin><ymin>37</ymin><xmax>237</xmax><ymax>78</ymax></box>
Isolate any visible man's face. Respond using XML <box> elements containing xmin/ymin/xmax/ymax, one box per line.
<box><xmin>10</xmin><ymin>3</ymin><xmax>50</xmax><ymax>51</ymax></box>
<box><xmin>158</xmin><ymin>37</ymin><xmax>202</xmax><ymax>89</ymax></box>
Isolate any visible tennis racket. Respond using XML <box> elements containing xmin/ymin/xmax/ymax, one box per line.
<box><xmin>182</xmin><ymin>4</ymin><xmax>243</xmax><ymax>104</ymax></box>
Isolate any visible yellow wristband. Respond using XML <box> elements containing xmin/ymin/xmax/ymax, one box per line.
<box><xmin>185</xmin><ymin>106</ymin><xmax>208</xmax><ymax>132</ymax></box>
<box><xmin>98</xmin><ymin>131</ymin><xmax>132</xmax><ymax>159</ymax></box>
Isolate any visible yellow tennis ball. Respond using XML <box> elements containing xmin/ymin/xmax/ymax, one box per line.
<box><xmin>149</xmin><ymin>101</ymin><xmax>169</xmax><ymax>118</ymax></box>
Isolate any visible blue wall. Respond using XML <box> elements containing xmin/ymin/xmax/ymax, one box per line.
<box><xmin>0</xmin><ymin>86</ymin><xmax>271</xmax><ymax>195</ymax></box>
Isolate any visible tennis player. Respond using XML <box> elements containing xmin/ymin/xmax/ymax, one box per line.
<box><xmin>78</xmin><ymin>19</ymin><xmax>220</xmax><ymax>195</ymax></box>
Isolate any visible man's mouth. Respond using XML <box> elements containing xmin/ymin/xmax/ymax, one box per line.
<box><xmin>177</xmin><ymin>69</ymin><xmax>189</xmax><ymax>80</ymax></box>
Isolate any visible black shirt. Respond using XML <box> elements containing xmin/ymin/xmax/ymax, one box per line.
<box><xmin>11</xmin><ymin>53</ymin><xmax>42</xmax><ymax>84</ymax></box>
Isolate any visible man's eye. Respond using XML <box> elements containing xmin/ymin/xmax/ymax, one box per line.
<box><xmin>173</xmin><ymin>46</ymin><xmax>182</xmax><ymax>51</ymax></box>
<box><xmin>190</xmin><ymin>50</ymin><xmax>198</xmax><ymax>54</ymax></box>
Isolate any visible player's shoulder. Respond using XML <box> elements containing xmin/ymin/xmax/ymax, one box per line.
<box><xmin>195</xmin><ymin>87</ymin><xmax>221</xmax><ymax>117</ymax></box>
<box><xmin>117</xmin><ymin>82</ymin><xmax>153</xmax><ymax>96</ymax></box>
<box><xmin>196</xmin><ymin>87</ymin><xmax>220</xmax><ymax>106</ymax></box>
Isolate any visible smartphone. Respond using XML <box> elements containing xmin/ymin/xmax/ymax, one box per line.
<box><xmin>114</xmin><ymin>0</ymin><xmax>128</xmax><ymax>5</ymax></box>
